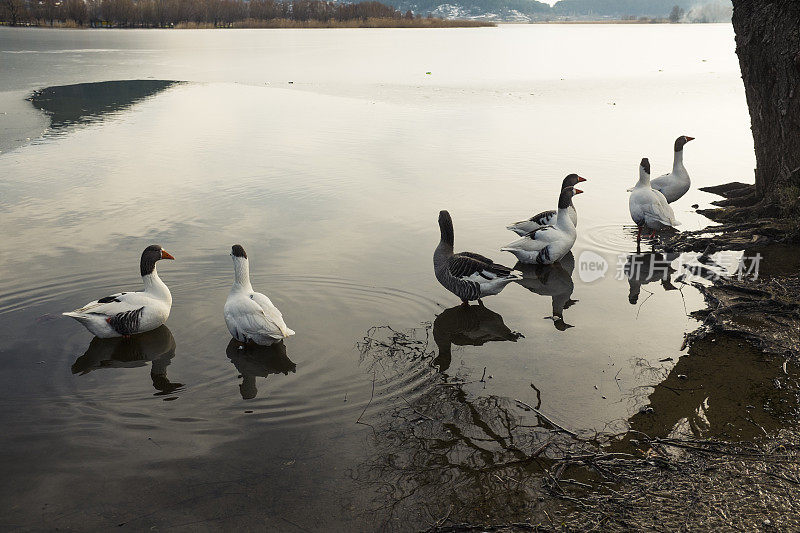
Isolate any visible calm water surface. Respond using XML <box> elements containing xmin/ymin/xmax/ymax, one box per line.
<box><xmin>0</xmin><ymin>24</ymin><xmax>781</xmax><ymax>530</ymax></box>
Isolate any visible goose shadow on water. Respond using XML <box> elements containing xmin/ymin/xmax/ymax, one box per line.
<box><xmin>432</xmin><ymin>303</ymin><xmax>523</xmax><ymax>372</ymax></box>
<box><xmin>71</xmin><ymin>325</ymin><xmax>183</xmax><ymax>395</ymax></box>
<box><xmin>623</xmin><ymin>251</ymin><xmax>681</xmax><ymax>305</ymax></box>
<box><xmin>514</xmin><ymin>251</ymin><xmax>578</xmax><ymax>330</ymax></box>
<box><xmin>226</xmin><ymin>340</ymin><xmax>296</xmax><ymax>400</ymax></box>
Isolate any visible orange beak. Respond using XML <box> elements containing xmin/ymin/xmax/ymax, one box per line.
<box><xmin>577</xmin><ymin>176</ymin><xmax>587</xmax><ymax>182</ymax></box>
<box><xmin>161</xmin><ymin>250</ymin><xmax>175</xmax><ymax>260</ymax></box>
<box><xmin>574</xmin><ymin>188</ymin><xmax>584</xmax><ymax>195</ymax></box>
<box><xmin>685</xmin><ymin>136</ymin><xmax>695</xmax><ymax>142</ymax></box>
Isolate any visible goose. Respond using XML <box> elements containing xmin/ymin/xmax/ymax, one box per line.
<box><xmin>501</xmin><ymin>186</ymin><xmax>582</xmax><ymax>265</ymax></box>
<box><xmin>63</xmin><ymin>245</ymin><xmax>174</xmax><ymax>338</ymax></box>
<box><xmin>224</xmin><ymin>244</ymin><xmax>294</xmax><ymax>345</ymax></box>
<box><xmin>629</xmin><ymin>158</ymin><xmax>681</xmax><ymax>242</ymax></box>
<box><xmin>507</xmin><ymin>174</ymin><xmax>587</xmax><ymax>236</ymax></box>
<box><xmin>434</xmin><ymin>210</ymin><xmax>522</xmax><ymax>304</ymax></box>
<box><xmin>650</xmin><ymin>136</ymin><xmax>694</xmax><ymax>203</ymax></box>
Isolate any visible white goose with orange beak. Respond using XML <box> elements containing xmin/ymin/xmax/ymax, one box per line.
<box><xmin>507</xmin><ymin>173</ymin><xmax>586</xmax><ymax>236</ymax></box>
<box><xmin>502</xmin><ymin>186</ymin><xmax>582</xmax><ymax>265</ymax></box>
<box><xmin>63</xmin><ymin>245</ymin><xmax>175</xmax><ymax>338</ymax></box>
<box><xmin>650</xmin><ymin>135</ymin><xmax>695</xmax><ymax>203</ymax></box>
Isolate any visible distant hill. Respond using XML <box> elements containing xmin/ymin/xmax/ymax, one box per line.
<box><xmin>392</xmin><ymin>0</ymin><xmax>550</xmax><ymax>20</ymax></box>
<box><xmin>385</xmin><ymin>0</ymin><xmax>731</xmax><ymax>21</ymax></box>
<box><xmin>553</xmin><ymin>0</ymin><xmax>694</xmax><ymax>17</ymax></box>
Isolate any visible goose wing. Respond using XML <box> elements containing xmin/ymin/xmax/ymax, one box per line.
<box><xmin>226</xmin><ymin>292</ymin><xmax>292</xmax><ymax>340</ymax></box>
<box><xmin>502</xmin><ymin>226</ymin><xmax>560</xmax><ymax>252</ymax></box>
<box><xmin>511</xmin><ymin>209</ymin><xmax>555</xmax><ymax>227</ymax></box>
<box><xmin>448</xmin><ymin>252</ymin><xmax>514</xmax><ymax>281</ymax></box>
<box><xmin>66</xmin><ymin>291</ymin><xmax>150</xmax><ymax>317</ymax></box>
<box><xmin>642</xmin><ymin>190</ymin><xmax>681</xmax><ymax>226</ymax></box>
<box><xmin>250</xmin><ymin>292</ymin><xmax>294</xmax><ymax>337</ymax></box>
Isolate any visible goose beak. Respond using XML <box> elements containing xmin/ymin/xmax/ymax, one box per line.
<box><xmin>574</xmin><ymin>188</ymin><xmax>584</xmax><ymax>195</ymax></box>
<box><xmin>685</xmin><ymin>136</ymin><xmax>695</xmax><ymax>142</ymax></box>
<box><xmin>161</xmin><ymin>250</ymin><xmax>175</xmax><ymax>260</ymax></box>
<box><xmin>577</xmin><ymin>176</ymin><xmax>587</xmax><ymax>182</ymax></box>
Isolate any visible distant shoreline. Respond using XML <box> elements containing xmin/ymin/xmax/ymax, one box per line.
<box><xmin>0</xmin><ymin>18</ymin><xmax>495</xmax><ymax>29</ymax></box>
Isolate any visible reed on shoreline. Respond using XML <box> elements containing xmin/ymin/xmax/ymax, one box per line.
<box><xmin>0</xmin><ymin>0</ymin><xmax>494</xmax><ymax>29</ymax></box>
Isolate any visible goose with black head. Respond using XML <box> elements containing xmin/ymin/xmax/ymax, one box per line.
<box><xmin>501</xmin><ymin>186</ymin><xmax>582</xmax><ymax>265</ymax></box>
<box><xmin>63</xmin><ymin>244</ymin><xmax>175</xmax><ymax>338</ymax></box>
<box><xmin>224</xmin><ymin>244</ymin><xmax>295</xmax><ymax>346</ymax></box>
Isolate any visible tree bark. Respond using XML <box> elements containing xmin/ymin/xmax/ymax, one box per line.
<box><xmin>732</xmin><ymin>0</ymin><xmax>800</xmax><ymax>201</ymax></box>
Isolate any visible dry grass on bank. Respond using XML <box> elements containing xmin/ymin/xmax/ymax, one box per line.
<box><xmin>176</xmin><ymin>18</ymin><xmax>494</xmax><ymax>29</ymax></box>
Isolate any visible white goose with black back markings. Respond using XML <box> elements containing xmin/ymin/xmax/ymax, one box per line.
<box><xmin>434</xmin><ymin>211</ymin><xmax>522</xmax><ymax>304</ymax></box>
<box><xmin>224</xmin><ymin>244</ymin><xmax>295</xmax><ymax>346</ymax></box>
<box><xmin>507</xmin><ymin>174</ymin><xmax>586</xmax><ymax>236</ymax></box>
<box><xmin>63</xmin><ymin>245</ymin><xmax>175</xmax><ymax>338</ymax></box>
<box><xmin>629</xmin><ymin>158</ymin><xmax>682</xmax><ymax>241</ymax></box>
<box><xmin>650</xmin><ymin>135</ymin><xmax>694</xmax><ymax>203</ymax></box>
<box><xmin>501</xmin><ymin>186</ymin><xmax>582</xmax><ymax>265</ymax></box>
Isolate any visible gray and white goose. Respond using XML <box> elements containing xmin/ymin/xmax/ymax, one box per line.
<box><xmin>224</xmin><ymin>244</ymin><xmax>295</xmax><ymax>346</ymax></box>
<box><xmin>63</xmin><ymin>245</ymin><xmax>175</xmax><ymax>338</ymax></box>
<box><xmin>507</xmin><ymin>174</ymin><xmax>586</xmax><ymax>236</ymax></box>
<box><xmin>434</xmin><ymin>210</ymin><xmax>522</xmax><ymax>304</ymax></box>
<box><xmin>650</xmin><ymin>135</ymin><xmax>694</xmax><ymax>203</ymax></box>
<box><xmin>501</xmin><ymin>186</ymin><xmax>582</xmax><ymax>265</ymax></box>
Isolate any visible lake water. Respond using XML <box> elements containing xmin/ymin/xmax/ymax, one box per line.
<box><xmin>0</xmin><ymin>23</ymin><xmax>782</xmax><ymax>530</ymax></box>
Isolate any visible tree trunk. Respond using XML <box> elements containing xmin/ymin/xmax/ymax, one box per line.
<box><xmin>732</xmin><ymin>0</ymin><xmax>800</xmax><ymax>201</ymax></box>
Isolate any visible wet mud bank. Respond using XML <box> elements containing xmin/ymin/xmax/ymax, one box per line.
<box><xmin>669</xmin><ymin>183</ymin><xmax>800</xmax><ymax>359</ymax></box>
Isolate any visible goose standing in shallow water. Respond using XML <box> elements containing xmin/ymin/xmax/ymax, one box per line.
<box><xmin>63</xmin><ymin>245</ymin><xmax>174</xmax><ymax>338</ymax></box>
<box><xmin>501</xmin><ymin>186</ymin><xmax>582</xmax><ymax>265</ymax></box>
<box><xmin>650</xmin><ymin>135</ymin><xmax>694</xmax><ymax>203</ymax></box>
<box><xmin>224</xmin><ymin>244</ymin><xmax>294</xmax><ymax>345</ymax></box>
<box><xmin>434</xmin><ymin>210</ymin><xmax>522</xmax><ymax>304</ymax></box>
<box><xmin>507</xmin><ymin>174</ymin><xmax>586</xmax><ymax>236</ymax></box>
<box><xmin>629</xmin><ymin>158</ymin><xmax>681</xmax><ymax>242</ymax></box>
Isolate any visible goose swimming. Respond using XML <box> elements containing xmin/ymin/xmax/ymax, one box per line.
<box><xmin>507</xmin><ymin>174</ymin><xmax>586</xmax><ymax>236</ymax></box>
<box><xmin>629</xmin><ymin>158</ymin><xmax>681</xmax><ymax>242</ymax></box>
<box><xmin>650</xmin><ymin>136</ymin><xmax>694</xmax><ymax>203</ymax></box>
<box><xmin>501</xmin><ymin>186</ymin><xmax>582</xmax><ymax>265</ymax></box>
<box><xmin>63</xmin><ymin>245</ymin><xmax>174</xmax><ymax>338</ymax></box>
<box><xmin>224</xmin><ymin>244</ymin><xmax>295</xmax><ymax>345</ymax></box>
<box><xmin>434</xmin><ymin>210</ymin><xmax>522</xmax><ymax>304</ymax></box>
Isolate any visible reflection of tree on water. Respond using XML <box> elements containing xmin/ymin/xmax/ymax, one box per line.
<box><xmin>354</xmin><ymin>312</ymin><xmax>800</xmax><ymax>528</ymax></box>
<box><xmin>432</xmin><ymin>303</ymin><xmax>522</xmax><ymax>372</ymax></box>
<box><xmin>226</xmin><ymin>340</ymin><xmax>296</xmax><ymax>400</ymax></box>
<box><xmin>624</xmin><ymin>334</ymin><xmax>800</xmax><ymax>442</ymax></box>
<box><xmin>515</xmin><ymin>251</ymin><xmax>578</xmax><ymax>330</ymax></box>
<box><xmin>29</xmin><ymin>80</ymin><xmax>178</xmax><ymax>131</ymax></box>
<box><xmin>71</xmin><ymin>324</ymin><xmax>183</xmax><ymax>394</ymax></box>
<box><xmin>355</xmin><ymin>322</ymin><xmax>585</xmax><ymax>529</ymax></box>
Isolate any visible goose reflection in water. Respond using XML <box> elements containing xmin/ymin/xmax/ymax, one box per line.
<box><xmin>432</xmin><ymin>303</ymin><xmax>522</xmax><ymax>372</ymax></box>
<box><xmin>226</xmin><ymin>340</ymin><xmax>296</xmax><ymax>399</ymax></box>
<box><xmin>514</xmin><ymin>251</ymin><xmax>578</xmax><ymax>330</ymax></box>
<box><xmin>623</xmin><ymin>252</ymin><xmax>680</xmax><ymax>304</ymax></box>
<box><xmin>71</xmin><ymin>325</ymin><xmax>183</xmax><ymax>394</ymax></box>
